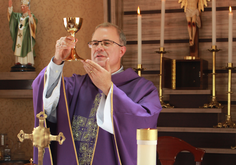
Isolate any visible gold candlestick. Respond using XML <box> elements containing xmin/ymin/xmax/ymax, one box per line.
<box><xmin>215</xmin><ymin>63</ymin><xmax>236</xmax><ymax>129</ymax></box>
<box><xmin>156</xmin><ymin>47</ymin><xmax>173</xmax><ymax>108</ymax></box>
<box><xmin>202</xmin><ymin>45</ymin><xmax>223</xmax><ymax>108</ymax></box>
<box><xmin>134</xmin><ymin>64</ymin><xmax>144</xmax><ymax>77</ymax></box>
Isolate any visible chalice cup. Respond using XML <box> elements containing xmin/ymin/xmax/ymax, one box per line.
<box><xmin>63</xmin><ymin>17</ymin><xmax>84</xmax><ymax>61</ymax></box>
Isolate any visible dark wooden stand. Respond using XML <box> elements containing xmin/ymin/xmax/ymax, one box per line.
<box><xmin>163</xmin><ymin>58</ymin><xmax>208</xmax><ymax>89</ymax></box>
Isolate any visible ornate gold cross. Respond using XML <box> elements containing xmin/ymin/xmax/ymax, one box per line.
<box><xmin>17</xmin><ymin>111</ymin><xmax>66</xmax><ymax>165</ymax></box>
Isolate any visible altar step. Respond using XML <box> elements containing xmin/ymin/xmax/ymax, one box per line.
<box><xmin>157</xmin><ymin>89</ymin><xmax>235</xmax><ymax>165</ymax></box>
<box><xmin>163</xmin><ymin>89</ymin><xmax>212</xmax><ymax>108</ymax></box>
<box><xmin>157</xmin><ymin>122</ymin><xmax>236</xmax><ymax>164</ymax></box>
<box><xmin>158</xmin><ymin>127</ymin><xmax>236</xmax><ymax>148</ymax></box>
<box><xmin>161</xmin><ymin>108</ymin><xmax>222</xmax><ymax>113</ymax></box>
<box><xmin>157</xmin><ymin>151</ymin><xmax>236</xmax><ymax>165</ymax></box>
<box><xmin>158</xmin><ymin>127</ymin><xmax>236</xmax><ymax>134</ymax></box>
<box><xmin>158</xmin><ymin>108</ymin><xmax>223</xmax><ymax>127</ymax></box>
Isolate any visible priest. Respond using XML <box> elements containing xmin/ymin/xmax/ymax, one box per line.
<box><xmin>32</xmin><ymin>22</ymin><xmax>162</xmax><ymax>165</ymax></box>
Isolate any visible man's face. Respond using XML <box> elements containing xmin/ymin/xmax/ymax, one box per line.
<box><xmin>90</xmin><ymin>27</ymin><xmax>126</xmax><ymax>73</ymax></box>
<box><xmin>21</xmin><ymin>5</ymin><xmax>29</xmax><ymax>13</ymax></box>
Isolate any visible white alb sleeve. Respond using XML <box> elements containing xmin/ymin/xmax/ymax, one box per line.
<box><xmin>96</xmin><ymin>87</ymin><xmax>113</xmax><ymax>134</ymax></box>
<box><xmin>8</xmin><ymin>6</ymin><xmax>13</xmax><ymax>15</ymax></box>
<box><xmin>43</xmin><ymin>60</ymin><xmax>64</xmax><ymax>123</ymax></box>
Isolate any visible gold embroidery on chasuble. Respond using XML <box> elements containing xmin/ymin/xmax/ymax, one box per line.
<box><xmin>72</xmin><ymin>93</ymin><xmax>101</xmax><ymax>165</ymax></box>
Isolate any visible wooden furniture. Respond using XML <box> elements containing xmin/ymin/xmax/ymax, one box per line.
<box><xmin>163</xmin><ymin>58</ymin><xmax>208</xmax><ymax>90</ymax></box>
<box><xmin>157</xmin><ymin>136</ymin><xmax>205</xmax><ymax>165</ymax></box>
<box><xmin>0</xmin><ymin>72</ymin><xmax>37</xmax><ymax>98</ymax></box>
<box><xmin>158</xmin><ymin>89</ymin><xmax>236</xmax><ymax>165</ymax></box>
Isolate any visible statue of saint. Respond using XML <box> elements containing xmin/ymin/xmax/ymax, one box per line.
<box><xmin>179</xmin><ymin>0</ymin><xmax>210</xmax><ymax>46</ymax></box>
<box><xmin>7</xmin><ymin>0</ymin><xmax>38</xmax><ymax>71</ymax></box>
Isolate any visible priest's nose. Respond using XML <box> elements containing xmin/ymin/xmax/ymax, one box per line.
<box><xmin>96</xmin><ymin>43</ymin><xmax>105</xmax><ymax>51</ymax></box>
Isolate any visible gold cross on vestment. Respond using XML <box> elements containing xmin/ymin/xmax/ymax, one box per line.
<box><xmin>16</xmin><ymin>44</ymin><xmax>21</xmax><ymax>48</ymax></box>
<box><xmin>18</xmin><ymin>33</ymin><xmax>23</xmax><ymax>38</ymax></box>
<box><xmin>17</xmin><ymin>111</ymin><xmax>66</xmax><ymax>165</ymax></box>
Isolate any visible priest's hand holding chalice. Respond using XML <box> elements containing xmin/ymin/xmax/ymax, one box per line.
<box><xmin>54</xmin><ymin>17</ymin><xmax>83</xmax><ymax>64</ymax></box>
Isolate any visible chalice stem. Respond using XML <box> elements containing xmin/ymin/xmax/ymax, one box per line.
<box><xmin>71</xmin><ymin>31</ymin><xmax>76</xmax><ymax>48</ymax></box>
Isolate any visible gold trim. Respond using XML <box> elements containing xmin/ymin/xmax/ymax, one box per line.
<box><xmin>228</xmin><ymin>63</ymin><xmax>233</xmax><ymax>68</ymax></box>
<box><xmin>137</xmin><ymin>64</ymin><xmax>142</xmax><ymax>77</ymax></box>
<box><xmin>212</xmin><ymin>45</ymin><xmax>217</xmax><ymax>50</ymax></box>
<box><xmin>30</xmin><ymin>17</ymin><xmax>37</xmax><ymax>39</ymax></box>
<box><xmin>136</xmin><ymin>129</ymin><xmax>158</xmax><ymax>141</ymax></box>
<box><xmin>137</xmin><ymin>64</ymin><xmax>142</xmax><ymax>69</ymax></box>
<box><xmin>90</xmin><ymin>126</ymin><xmax>99</xmax><ymax>165</ymax></box>
<box><xmin>172</xmin><ymin>60</ymin><xmax>176</xmax><ymax>89</ymax></box>
<box><xmin>61</xmin><ymin>73</ymin><xmax>79</xmax><ymax>165</ymax></box>
<box><xmin>110</xmin><ymin>83</ymin><xmax>122</xmax><ymax>165</ymax></box>
<box><xmin>7</xmin><ymin>12</ymin><xmax>11</xmax><ymax>22</ymax></box>
<box><xmin>134</xmin><ymin>64</ymin><xmax>144</xmax><ymax>77</ymax></box>
<box><xmin>184</xmin><ymin>56</ymin><xmax>199</xmax><ymax>60</ymax></box>
<box><xmin>159</xmin><ymin>47</ymin><xmax>165</xmax><ymax>52</ymax></box>
<box><xmin>43</xmin><ymin>68</ymin><xmax>54</xmax><ymax>165</ymax></box>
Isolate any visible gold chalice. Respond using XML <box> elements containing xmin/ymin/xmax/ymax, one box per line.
<box><xmin>63</xmin><ymin>17</ymin><xmax>84</xmax><ymax>61</ymax></box>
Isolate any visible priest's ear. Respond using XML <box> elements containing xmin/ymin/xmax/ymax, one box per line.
<box><xmin>119</xmin><ymin>46</ymin><xmax>126</xmax><ymax>58</ymax></box>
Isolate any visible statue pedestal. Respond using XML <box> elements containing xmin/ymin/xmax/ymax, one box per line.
<box><xmin>11</xmin><ymin>64</ymin><xmax>35</xmax><ymax>72</ymax></box>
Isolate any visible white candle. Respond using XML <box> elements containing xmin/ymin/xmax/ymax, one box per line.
<box><xmin>160</xmin><ymin>0</ymin><xmax>166</xmax><ymax>47</ymax></box>
<box><xmin>137</xmin><ymin>6</ymin><xmax>142</xmax><ymax>64</ymax></box>
<box><xmin>228</xmin><ymin>6</ymin><xmax>233</xmax><ymax>63</ymax></box>
<box><xmin>212</xmin><ymin>0</ymin><xmax>216</xmax><ymax>46</ymax></box>
<box><xmin>137</xmin><ymin>128</ymin><xmax>158</xmax><ymax>165</ymax></box>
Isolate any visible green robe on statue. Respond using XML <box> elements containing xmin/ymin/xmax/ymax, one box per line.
<box><xmin>8</xmin><ymin>11</ymin><xmax>37</xmax><ymax>64</ymax></box>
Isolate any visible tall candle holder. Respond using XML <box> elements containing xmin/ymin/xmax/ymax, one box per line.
<box><xmin>215</xmin><ymin>63</ymin><xmax>236</xmax><ymax>128</ymax></box>
<box><xmin>134</xmin><ymin>64</ymin><xmax>144</xmax><ymax>77</ymax></box>
<box><xmin>202</xmin><ymin>45</ymin><xmax>223</xmax><ymax>108</ymax></box>
<box><xmin>156</xmin><ymin>47</ymin><xmax>173</xmax><ymax>108</ymax></box>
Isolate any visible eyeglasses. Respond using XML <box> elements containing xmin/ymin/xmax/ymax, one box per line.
<box><xmin>88</xmin><ymin>39</ymin><xmax>123</xmax><ymax>49</ymax></box>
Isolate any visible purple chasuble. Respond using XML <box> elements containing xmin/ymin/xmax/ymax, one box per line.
<box><xmin>32</xmin><ymin>67</ymin><xmax>162</xmax><ymax>165</ymax></box>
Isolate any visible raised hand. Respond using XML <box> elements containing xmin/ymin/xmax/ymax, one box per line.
<box><xmin>9</xmin><ymin>0</ymin><xmax>12</xmax><ymax>7</ymax></box>
<box><xmin>27</xmin><ymin>7</ymin><xmax>32</xmax><ymax>17</ymax></box>
<box><xmin>53</xmin><ymin>36</ymin><xmax>78</xmax><ymax>65</ymax></box>
<box><xmin>82</xmin><ymin>58</ymin><xmax>112</xmax><ymax>95</ymax></box>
